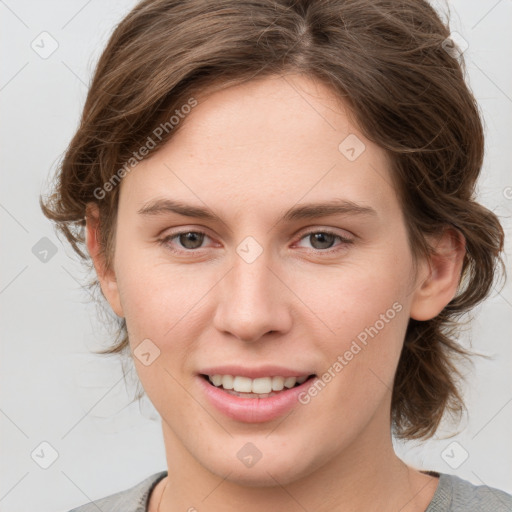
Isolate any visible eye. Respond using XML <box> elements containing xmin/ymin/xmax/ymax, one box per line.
<box><xmin>295</xmin><ymin>230</ymin><xmax>354</xmax><ymax>253</ymax></box>
<box><xmin>158</xmin><ymin>228</ymin><xmax>354</xmax><ymax>255</ymax></box>
<box><xmin>159</xmin><ymin>231</ymin><xmax>212</xmax><ymax>253</ymax></box>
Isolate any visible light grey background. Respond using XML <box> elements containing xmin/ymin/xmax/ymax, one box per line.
<box><xmin>1</xmin><ymin>1</ymin><xmax>511</xmax><ymax>511</ymax></box>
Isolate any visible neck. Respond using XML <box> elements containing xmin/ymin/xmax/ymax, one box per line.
<box><xmin>156</xmin><ymin>413</ymin><xmax>438</xmax><ymax>512</ymax></box>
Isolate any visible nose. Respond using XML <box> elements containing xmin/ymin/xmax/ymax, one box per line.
<box><xmin>212</xmin><ymin>248</ymin><xmax>293</xmax><ymax>343</ymax></box>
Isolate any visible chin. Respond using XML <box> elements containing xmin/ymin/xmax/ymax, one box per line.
<box><xmin>220</xmin><ymin>463</ymin><xmax>305</xmax><ymax>488</ymax></box>
<box><xmin>199</xmin><ymin>443</ymin><xmax>319</xmax><ymax>488</ymax></box>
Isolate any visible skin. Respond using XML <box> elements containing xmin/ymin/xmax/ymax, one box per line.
<box><xmin>86</xmin><ymin>74</ymin><xmax>465</xmax><ymax>511</ymax></box>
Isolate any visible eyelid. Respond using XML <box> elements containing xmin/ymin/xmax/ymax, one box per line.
<box><xmin>158</xmin><ymin>227</ymin><xmax>217</xmax><ymax>254</ymax></box>
<box><xmin>292</xmin><ymin>228</ymin><xmax>355</xmax><ymax>254</ymax></box>
<box><xmin>160</xmin><ymin>224</ymin><xmax>355</xmax><ymax>241</ymax></box>
<box><xmin>159</xmin><ymin>225</ymin><xmax>355</xmax><ymax>255</ymax></box>
<box><xmin>294</xmin><ymin>225</ymin><xmax>355</xmax><ymax>242</ymax></box>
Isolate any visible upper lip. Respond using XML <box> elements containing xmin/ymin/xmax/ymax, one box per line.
<box><xmin>199</xmin><ymin>365</ymin><xmax>315</xmax><ymax>379</ymax></box>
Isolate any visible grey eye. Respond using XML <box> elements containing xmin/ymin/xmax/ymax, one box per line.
<box><xmin>307</xmin><ymin>232</ymin><xmax>337</xmax><ymax>250</ymax></box>
<box><xmin>178</xmin><ymin>232</ymin><xmax>205</xmax><ymax>249</ymax></box>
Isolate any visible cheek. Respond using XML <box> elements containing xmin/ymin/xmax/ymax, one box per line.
<box><xmin>298</xmin><ymin>281</ymin><xmax>407</xmax><ymax>442</ymax></box>
<box><xmin>115</xmin><ymin>247</ymin><xmax>199</xmax><ymax>338</ymax></box>
<box><xmin>114</xmin><ymin>250</ymin><xmax>217</xmax><ymax>397</ymax></box>
<box><xmin>304</xmin><ymin>253</ymin><xmax>409</xmax><ymax>339</ymax></box>
<box><xmin>304</xmin><ymin>244</ymin><xmax>411</xmax><ymax>388</ymax></box>
<box><xmin>115</xmin><ymin>256</ymin><xmax>201</xmax><ymax>409</ymax></box>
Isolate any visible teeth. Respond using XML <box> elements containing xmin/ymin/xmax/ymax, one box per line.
<box><xmin>233</xmin><ymin>376</ymin><xmax>252</xmax><ymax>393</ymax></box>
<box><xmin>272</xmin><ymin>376</ymin><xmax>284</xmax><ymax>391</ymax></box>
<box><xmin>210</xmin><ymin>375</ymin><xmax>223</xmax><ymax>386</ymax></box>
<box><xmin>283</xmin><ymin>377</ymin><xmax>296</xmax><ymax>388</ymax></box>
<box><xmin>252</xmin><ymin>377</ymin><xmax>272</xmax><ymax>394</ymax></box>
<box><xmin>221</xmin><ymin>375</ymin><xmax>234</xmax><ymax>389</ymax></box>
<box><xmin>207</xmin><ymin>374</ymin><xmax>310</xmax><ymax>393</ymax></box>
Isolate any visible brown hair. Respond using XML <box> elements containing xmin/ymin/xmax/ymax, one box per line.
<box><xmin>40</xmin><ymin>0</ymin><xmax>505</xmax><ymax>439</ymax></box>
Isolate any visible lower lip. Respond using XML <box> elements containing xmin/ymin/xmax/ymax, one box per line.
<box><xmin>197</xmin><ymin>375</ymin><xmax>316</xmax><ymax>423</ymax></box>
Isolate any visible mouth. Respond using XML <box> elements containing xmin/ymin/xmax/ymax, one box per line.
<box><xmin>200</xmin><ymin>373</ymin><xmax>317</xmax><ymax>399</ymax></box>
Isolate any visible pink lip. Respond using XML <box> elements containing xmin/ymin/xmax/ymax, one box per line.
<box><xmin>197</xmin><ymin>374</ymin><xmax>317</xmax><ymax>423</ymax></box>
<box><xmin>198</xmin><ymin>365</ymin><xmax>312</xmax><ymax>379</ymax></box>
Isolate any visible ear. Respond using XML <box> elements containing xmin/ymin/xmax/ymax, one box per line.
<box><xmin>409</xmin><ymin>228</ymin><xmax>466</xmax><ymax>321</ymax></box>
<box><xmin>85</xmin><ymin>202</ymin><xmax>124</xmax><ymax>318</ymax></box>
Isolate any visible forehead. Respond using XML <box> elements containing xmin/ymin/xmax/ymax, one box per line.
<box><xmin>119</xmin><ymin>74</ymin><xmax>398</xmax><ymax>220</ymax></box>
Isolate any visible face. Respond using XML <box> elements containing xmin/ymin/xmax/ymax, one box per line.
<box><xmin>92</xmin><ymin>74</ymin><xmax>435</xmax><ymax>486</ymax></box>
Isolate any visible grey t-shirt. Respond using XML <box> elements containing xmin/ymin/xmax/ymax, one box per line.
<box><xmin>67</xmin><ymin>470</ymin><xmax>512</xmax><ymax>511</ymax></box>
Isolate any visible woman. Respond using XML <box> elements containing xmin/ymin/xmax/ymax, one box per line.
<box><xmin>41</xmin><ymin>0</ymin><xmax>511</xmax><ymax>510</ymax></box>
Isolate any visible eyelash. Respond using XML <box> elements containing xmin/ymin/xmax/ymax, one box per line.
<box><xmin>158</xmin><ymin>229</ymin><xmax>354</xmax><ymax>256</ymax></box>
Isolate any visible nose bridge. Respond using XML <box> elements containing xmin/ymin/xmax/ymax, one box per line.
<box><xmin>213</xmin><ymin>237</ymin><xmax>291</xmax><ymax>342</ymax></box>
<box><xmin>232</xmin><ymin>241</ymin><xmax>273</xmax><ymax>300</ymax></box>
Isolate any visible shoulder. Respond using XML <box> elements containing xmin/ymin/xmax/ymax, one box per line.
<box><xmin>66</xmin><ymin>471</ymin><xmax>168</xmax><ymax>512</ymax></box>
<box><xmin>427</xmin><ymin>472</ymin><xmax>512</xmax><ymax>512</ymax></box>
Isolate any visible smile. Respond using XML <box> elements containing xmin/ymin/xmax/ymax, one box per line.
<box><xmin>198</xmin><ymin>373</ymin><xmax>317</xmax><ymax>422</ymax></box>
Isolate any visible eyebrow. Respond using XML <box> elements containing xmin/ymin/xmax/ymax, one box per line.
<box><xmin>137</xmin><ymin>198</ymin><xmax>377</xmax><ymax>223</ymax></box>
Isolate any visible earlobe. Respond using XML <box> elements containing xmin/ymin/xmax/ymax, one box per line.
<box><xmin>409</xmin><ymin>228</ymin><xmax>466</xmax><ymax>321</ymax></box>
<box><xmin>85</xmin><ymin>203</ymin><xmax>124</xmax><ymax>318</ymax></box>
